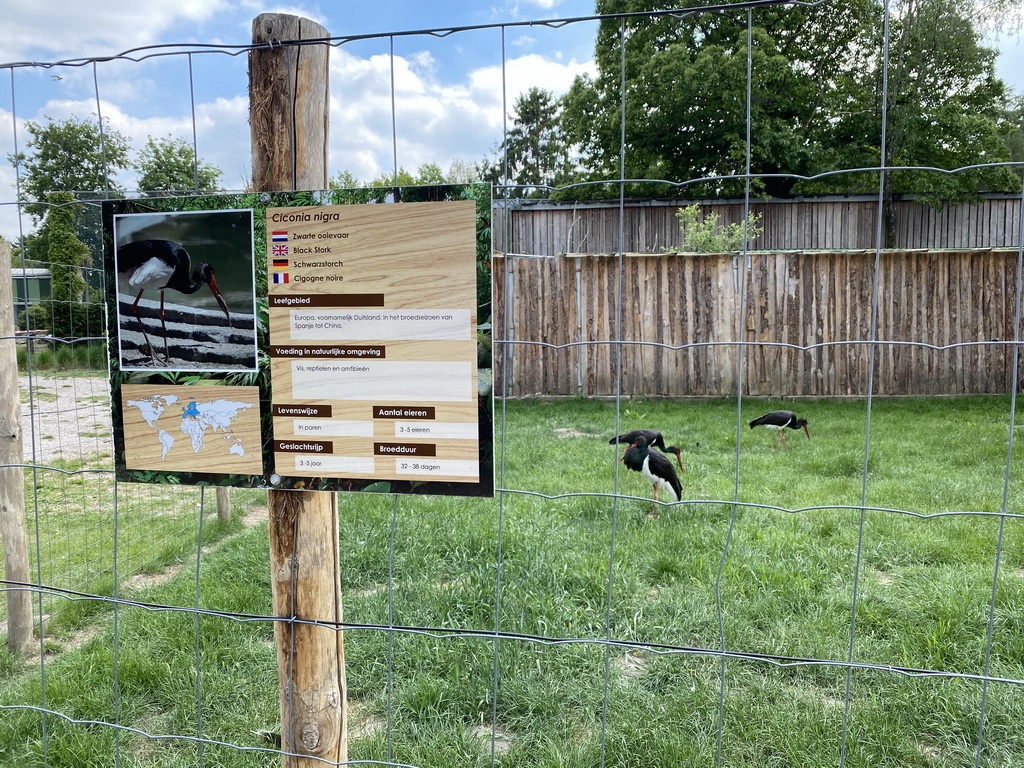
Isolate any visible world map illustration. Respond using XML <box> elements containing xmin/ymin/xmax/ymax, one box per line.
<box><xmin>125</xmin><ymin>394</ymin><xmax>256</xmax><ymax>461</ymax></box>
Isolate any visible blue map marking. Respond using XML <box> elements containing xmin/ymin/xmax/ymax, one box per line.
<box><xmin>183</xmin><ymin>401</ymin><xmax>201</xmax><ymax>419</ymax></box>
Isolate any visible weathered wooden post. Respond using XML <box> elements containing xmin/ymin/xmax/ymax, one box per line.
<box><xmin>215</xmin><ymin>486</ymin><xmax>230</xmax><ymax>523</ymax></box>
<box><xmin>250</xmin><ymin>14</ymin><xmax>347</xmax><ymax>765</ymax></box>
<box><xmin>0</xmin><ymin>239</ymin><xmax>34</xmax><ymax>656</ymax></box>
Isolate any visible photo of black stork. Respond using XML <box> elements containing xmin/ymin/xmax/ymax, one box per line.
<box><xmin>117</xmin><ymin>239</ymin><xmax>231</xmax><ymax>364</ymax></box>
<box><xmin>609</xmin><ymin>429</ymin><xmax>684</xmax><ymax>472</ymax></box>
<box><xmin>748</xmin><ymin>410</ymin><xmax>810</xmax><ymax>450</ymax></box>
<box><xmin>621</xmin><ymin>435</ymin><xmax>682</xmax><ymax>506</ymax></box>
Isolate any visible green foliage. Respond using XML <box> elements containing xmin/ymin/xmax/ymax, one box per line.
<box><xmin>44</xmin><ymin>191</ymin><xmax>89</xmax><ymax>303</ymax></box>
<box><xmin>19</xmin><ymin>191</ymin><xmax>103</xmax><ymax>341</ymax></box>
<box><xmin>561</xmin><ymin>0</ymin><xmax>1019</xmax><ymax>203</ymax></box>
<box><xmin>329</xmin><ymin>169</ymin><xmax>362</xmax><ymax>189</ymax></box>
<box><xmin>334</xmin><ymin>162</ymin><xmax>484</xmax><ymax>191</ymax></box>
<box><xmin>563</xmin><ymin>0</ymin><xmax>879</xmax><ymax>198</ymax></box>
<box><xmin>20</xmin><ymin>300</ymin><xmax>104</xmax><ymax>344</ymax></box>
<box><xmin>11</xmin><ymin>232</ymin><xmax>46</xmax><ymax>269</ymax></box>
<box><xmin>666</xmin><ymin>205</ymin><xmax>763</xmax><ymax>253</ymax></box>
<box><xmin>819</xmin><ymin>0</ymin><xmax>1021</xmax><ymax>206</ymax></box>
<box><xmin>1006</xmin><ymin>100</ymin><xmax>1024</xmax><ymax>172</ymax></box>
<box><xmin>133</xmin><ymin>134</ymin><xmax>223</xmax><ymax>194</ymax></box>
<box><xmin>488</xmin><ymin>87</ymin><xmax>574</xmax><ymax>195</ymax></box>
<box><xmin>7</xmin><ymin>115</ymin><xmax>130</xmax><ymax>219</ymax></box>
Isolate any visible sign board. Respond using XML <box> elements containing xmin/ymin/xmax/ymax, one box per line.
<box><xmin>104</xmin><ymin>186</ymin><xmax>493</xmax><ymax>497</ymax></box>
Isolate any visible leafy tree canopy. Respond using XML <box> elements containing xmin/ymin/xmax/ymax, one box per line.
<box><xmin>485</xmin><ymin>87</ymin><xmax>575</xmax><ymax>195</ymax></box>
<box><xmin>560</xmin><ymin>0</ymin><xmax>1020</xmax><ymax>202</ymax></box>
<box><xmin>8</xmin><ymin>115</ymin><xmax>131</xmax><ymax>219</ymax></box>
<box><xmin>44</xmin><ymin>191</ymin><xmax>89</xmax><ymax>303</ymax></box>
<box><xmin>819</xmin><ymin>0</ymin><xmax>1020</xmax><ymax>202</ymax></box>
<box><xmin>134</xmin><ymin>135</ymin><xmax>223</xmax><ymax>194</ymax></box>
<box><xmin>355</xmin><ymin>162</ymin><xmax>482</xmax><ymax>189</ymax></box>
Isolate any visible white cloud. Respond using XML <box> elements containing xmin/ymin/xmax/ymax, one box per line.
<box><xmin>0</xmin><ymin>26</ymin><xmax>596</xmax><ymax>238</ymax></box>
<box><xmin>0</xmin><ymin>0</ymin><xmax>233</xmax><ymax>62</ymax></box>
<box><xmin>0</xmin><ymin>108</ymin><xmax>37</xmax><ymax>241</ymax></box>
<box><xmin>326</xmin><ymin>47</ymin><xmax>594</xmax><ymax>181</ymax></box>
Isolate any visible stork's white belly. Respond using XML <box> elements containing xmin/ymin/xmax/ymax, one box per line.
<box><xmin>642</xmin><ymin>456</ymin><xmax>679</xmax><ymax>502</ymax></box>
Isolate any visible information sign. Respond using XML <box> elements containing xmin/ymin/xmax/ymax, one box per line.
<box><xmin>104</xmin><ymin>187</ymin><xmax>492</xmax><ymax>497</ymax></box>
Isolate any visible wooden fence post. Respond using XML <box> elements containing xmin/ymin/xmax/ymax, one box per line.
<box><xmin>216</xmin><ymin>487</ymin><xmax>230</xmax><ymax>523</ymax></box>
<box><xmin>250</xmin><ymin>14</ymin><xmax>347</xmax><ymax>765</ymax></box>
<box><xmin>0</xmin><ymin>239</ymin><xmax>34</xmax><ymax>656</ymax></box>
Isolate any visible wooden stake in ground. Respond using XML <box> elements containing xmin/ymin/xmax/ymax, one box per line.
<box><xmin>250</xmin><ymin>14</ymin><xmax>347</xmax><ymax>765</ymax></box>
<box><xmin>216</xmin><ymin>486</ymin><xmax>231</xmax><ymax>523</ymax></box>
<box><xmin>0</xmin><ymin>239</ymin><xmax>34</xmax><ymax>656</ymax></box>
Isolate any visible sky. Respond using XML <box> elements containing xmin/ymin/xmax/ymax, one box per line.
<box><xmin>0</xmin><ymin>0</ymin><xmax>1022</xmax><ymax>242</ymax></box>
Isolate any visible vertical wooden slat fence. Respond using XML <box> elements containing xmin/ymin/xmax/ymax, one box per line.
<box><xmin>494</xmin><ymin>248</ymin><xmax>1022</xmax><ymax>398</ymax></box>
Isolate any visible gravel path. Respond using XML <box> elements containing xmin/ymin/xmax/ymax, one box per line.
<box><xmin>18</xmin><ymin>375</ymin><xmax>113</xmax><ymax>466</ymax></box>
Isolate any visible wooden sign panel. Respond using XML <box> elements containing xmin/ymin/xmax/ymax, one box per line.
<box><xmin>266</xmin><ymin>199</ymin><xmax>481</xmax><ymax>486</ymax></box>
<box><xmin>105</xmin><ymin>187</ymin><xmax>493</xmax><ymax>497</ymax></box>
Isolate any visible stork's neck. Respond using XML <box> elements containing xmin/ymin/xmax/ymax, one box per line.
<box><xmin>172</xmin><ymin>265</ymin><xmax>209</xmax><ymax>294</ymax></box>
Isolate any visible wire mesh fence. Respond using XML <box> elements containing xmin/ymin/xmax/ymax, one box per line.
<box><xmin>2</xmin><ymin>2</ymin><xmax>1024</xmax><ymax>767</ymax></box>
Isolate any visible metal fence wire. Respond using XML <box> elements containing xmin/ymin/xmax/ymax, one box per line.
<box><xmin>2</xmin><ymin>2</ymin><xmax>1024</xmax><ymax>767</ymax></box>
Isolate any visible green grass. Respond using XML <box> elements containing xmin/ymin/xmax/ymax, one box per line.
<box><xmin>2</xmin><ymin>465</ymin><xmax>259</xmax><ymax>635</ymax></box>
<box><xmin>2</xmin><ymin>396</ymin><xmax>1024</xmax><ymax>766</ymax></box>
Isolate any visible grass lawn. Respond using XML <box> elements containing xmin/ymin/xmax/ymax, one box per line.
<box><xmin>1</xmin><ymin>396</ymin><xmax>1023</xmax><ymax>766</ymax></box>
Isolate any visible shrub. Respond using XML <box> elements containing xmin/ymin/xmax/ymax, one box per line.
<box><xmin>666</xmin><ymin>204</ymin><xmax>763</xmax><ymax>253</ymax></box>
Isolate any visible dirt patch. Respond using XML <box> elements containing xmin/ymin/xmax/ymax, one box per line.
<box><xmin>122</xmin><ymin>566</ymin><xmax>184</xmax><ymax>592</ymax></box>
<box><xmin>614</xmin><ymin>650</ymin><xmax>649</xmax><ymax>679</ymax></box>
<box><xmin>242</xmin><ymin>505</ymin><xmax>267</xmax><ymax>528</ymax></box>
<box><xmin>469</xmin><ymin>724</ymin><xmax>513</xmax><ymax>755</ymax></box>
<box><xmin>349</xmin><ymin>700</ymin><xmax>387</xmax><ymax>740</ymax></box>
<box><xmin>554</xmin><ymin>428</ymin><xmax>601</xmax><ymax>439</ymax></box>
<box><xmin>19</xmin><ymin>375</ymin><xmax>112</xmax><ymax>465</ymax></box>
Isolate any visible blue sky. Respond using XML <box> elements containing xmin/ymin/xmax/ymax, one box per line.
<box><xmin>0</xmin><ymin>1</ymin><xmax>1021</xmax><ymax>242</ymax></box>
<box><xmin>0</xmin><ymin>0</ymin><xmax>601</xmax><ymax>239</ymax></box>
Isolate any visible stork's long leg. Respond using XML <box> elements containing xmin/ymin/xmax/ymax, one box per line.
<box><xmin>159</xmin><ymin>290</ymin><xmax>170</xmax><ymax>362</ymax></box>
<box><xmin>131</xmin><ymin>290</ymin><xmax>163</xmax><ymax>362</ymax></box>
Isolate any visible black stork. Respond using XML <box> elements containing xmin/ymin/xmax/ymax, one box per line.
<box><xmin>621</xmin><ymin>436</ymin><xmax>682</xmax><ymax>504</ymax></box>
<box><xmin>748</xmin><ymin>410</ymin><xmax>810</xmax><ymax>450</ymax></box>
<box><xmin>116</xmin><ymin>239</ymin><xmax>231</xmax><ymax>363</ymax></box>
<box><xmin>609</xmin><ymin>429</ymin><xmax>684</xmax><ymax>471</ymax></box>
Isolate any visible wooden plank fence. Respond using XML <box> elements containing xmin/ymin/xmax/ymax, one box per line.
<box><xmin>493</xmin><ymin>249</ymin><xmax>1023</xmax><ymax>398</ymax></box>
<box><xmin>493</xmin><ymin>195</ymin><xmax>1024</xmax><ymax>254</ymax></box>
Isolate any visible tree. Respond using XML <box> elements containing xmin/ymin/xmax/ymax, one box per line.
<box><xmin>366</xmin><ymin>163</ymin><xmax>468</xmax><ymax>188</ymax></box>
<box><xmin>7</xmin><ymin>115</ymin><xmax>131</xmax><ymax>219</ymax></box>
<box><xmin>44</xmin><ymin>192</ymin><xmax>89</xmax><ymax>304</ymax></box>
<box><xmin>22</xmin><ymin>191</ymin><xmax>101</xmax><ymax>340</ymax></box>
<box><xmin>561</xmin><ymin>0</ymin><xmax>1018</xmax><ymax>203</ymax></box>
<box><xmin>816</xmin><ymin>0</ymin><xmax>1021</xmax><ymax>242</ymax></box>
<box><xmin>134</xmin><ymin>135</ymin><xmax>222</xmax><ymax>194</ymax></box>
<box><xmin>497</xmin><ymin>88</ymin><xmax>574</xmax><ymax>194</ymax></box>
<box><xmin>1006</xmin><ymin>100</ymin><xmax>1024</xmax><ymax>175</ymax></box>
<box><xmin>445</xmin><ymin>159</ymin><xmax>481</xmax><ymax>185</ymax></box>
<box><xmin>329</xmin><ymin>169</ymin><xmax>362</xmax><ymax>189</ymax></box>
<box><xmin>562</xmin><ymin>0</ymin><xmax>877</xmax><ymax>198</ymax></box>
<box><xmin>367</xmin><ymin>167</ymin><xmax>418</xmax><ymax>188</ymax></box>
